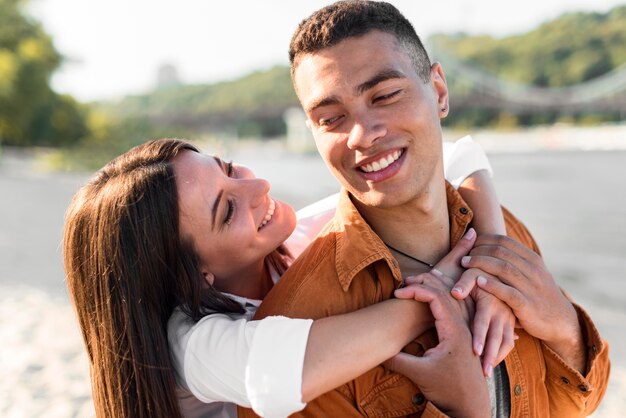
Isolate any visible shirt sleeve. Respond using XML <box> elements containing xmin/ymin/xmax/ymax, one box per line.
<box><xmin>540</xmin><ymin>303</ymin><xmax>610</xmax><ymax>417</ymax></box>
<box><xmin>443</xmin><ymin>135</ymin><xmax>493</xmax><ymax>189</ymax></box>
<box><xmin>171</xmin><ymin>312</ymin><xmax>313</xmax><ymax>417</ymax></box>
<box><xmin>246</xmin><ymin>316</ymin><xmax>314</xmax><ymax>418</ymax></box>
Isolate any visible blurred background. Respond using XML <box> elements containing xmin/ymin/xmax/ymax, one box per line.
<box><xmin>0</xmin><ymin>0</ymin><xmax>624</xmax><ymax>416</ymax></box>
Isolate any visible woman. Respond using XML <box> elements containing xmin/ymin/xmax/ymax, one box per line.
<box><xmin>63</xmin><ymin>138</ymin><xmax>510</xmax><ymax>418</ymax></box>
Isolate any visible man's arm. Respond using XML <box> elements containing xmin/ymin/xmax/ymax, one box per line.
<box><xmin>462</xmin><ymin>234</ymin><xmax>586</xmax><ymax>371</ymax></box>
<box><xmin>462</xmin><ymin>234</ymin><xmax>610</xmax><ymax>416</ymax></box>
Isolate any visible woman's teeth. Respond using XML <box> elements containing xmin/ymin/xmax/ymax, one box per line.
<box><xmin>360</xmin><ymin>150</ymin><xmax>402</xmax><ymax>173</ymax></box>
<box><xmin>258</xmin><ymin>199</ymin><xmax>276</xmax><ymax>229</ymax></box>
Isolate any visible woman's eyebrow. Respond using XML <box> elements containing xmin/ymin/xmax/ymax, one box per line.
<box><xmin>211</xmin><ymin>155</ymin><xmax>227</xmax><ymax>230</ymax></box>
<box><xmin>212</xmin><ymin>155</ymin><xmax>227</xmax><ymax>173</ymax></box>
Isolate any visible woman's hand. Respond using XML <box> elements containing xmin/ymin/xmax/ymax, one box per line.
<box><xmin>396</xmin><ymin>228</ymin><xmax>518</xmax><ymax>376</ymax></box>
<box><xmin>452</xmin><ymin>267</ymin><xmax>518</xmax><ymax>376</ymax></box>
<box><xmin>399</xmin><ymin>228</ymin><xmax>478</xmax><ymax>320</ymax></box>
<box><xmin>388</xmin><ymin>277</ymin><xmax>491</xmax><ymax>418</ymax></box>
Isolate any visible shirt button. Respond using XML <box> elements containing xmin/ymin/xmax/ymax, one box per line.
<box><xmin>561</xmin><ymin>377</ymin><xmax>570</xmax><ymax>385</ymax></box>
<box><xmin>578</xmin><ymin>385</ymin><xmax>588</xmax><ymax>393</ymax></box>
<box><xmin>459</xmin><ymin>207</ymin><xmax>469</xmax><ymax>215</ymax></box>
<box><xmin>412</xmin><ymin>393</ymin><xmax>425</xmax><ymax>405</ymax></box>
<box><xmin>514</xmin><ymin>385</ymin><xmax>522</xmax><ymax>396</ymax></box>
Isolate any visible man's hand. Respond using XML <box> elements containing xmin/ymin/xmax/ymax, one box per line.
<box><xmin>461</xmin><ymin>234</ymin><xmax>586</xmax><ymax>373</ymax></box>
<box><xmin>389</xmin><ymin>276</ymin><xmax>491</xmax><ymax>418</ymax></box>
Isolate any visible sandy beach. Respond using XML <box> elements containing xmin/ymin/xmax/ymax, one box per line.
<box><xmin>1</xmin><ymin>126</ymin><xmax>625</xmax><ymax>417</ymax></box>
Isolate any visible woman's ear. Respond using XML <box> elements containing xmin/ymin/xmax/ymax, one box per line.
<box><xmin>203</xmin><ymin>272</ymin><xmax>215</xmax><ymax>286</ymax></box>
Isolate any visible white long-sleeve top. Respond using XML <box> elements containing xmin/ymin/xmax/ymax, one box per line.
<box><xmin>167</xmin><ymin>136</ymin><xmax>492</xmax><ymax>418</ymax></box>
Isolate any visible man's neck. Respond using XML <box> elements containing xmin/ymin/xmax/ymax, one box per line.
<box><xmin>353</xmin><ymin>177</ymin><xmax>450</xmax><ymax>275</ymax></box>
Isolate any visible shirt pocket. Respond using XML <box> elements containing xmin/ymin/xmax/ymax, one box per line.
<box><xmin>359</xmin><ymin>372</ymin><xmax>425</xmax><ymax>418</ymax></box>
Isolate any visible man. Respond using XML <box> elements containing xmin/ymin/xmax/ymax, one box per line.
<box><xmin>239</xmin><ymin>1</ymin><xmax>609</xmax><ymax>417</ymax></box>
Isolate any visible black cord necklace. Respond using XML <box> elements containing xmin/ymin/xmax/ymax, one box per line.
<box><xmin>385</xmin><ymin>242</ymin><xmax>434</xmax><ymax>268</ymax></box>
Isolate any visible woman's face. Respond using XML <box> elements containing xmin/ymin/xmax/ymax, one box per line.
<box><xmin>172</xmin><ymin>150</ymin><xmax>296</xmax><ymax>289</ymax></box>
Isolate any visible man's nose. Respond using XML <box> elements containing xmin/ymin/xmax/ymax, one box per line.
<box><xmin>346</xmin><ymin>118</ymin><xmax>386</xmax><ymax>150</ymax></box>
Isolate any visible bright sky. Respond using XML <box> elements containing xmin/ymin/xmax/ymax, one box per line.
<box><xmin>28</xmin><ymin>0</ymin><xmax>625</xmax><ymax>102</ymax></box>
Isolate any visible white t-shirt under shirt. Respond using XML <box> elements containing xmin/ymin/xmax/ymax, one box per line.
<box><xmin>167</xmin><ymin>136</ymin><xmax>493</xmax><ymax>418</ymax></box>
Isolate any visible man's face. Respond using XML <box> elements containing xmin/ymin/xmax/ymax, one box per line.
<box><xmin>294</xmin><ymin>30</ymin><xmax>449</xmax><ymax>208</ymax></box>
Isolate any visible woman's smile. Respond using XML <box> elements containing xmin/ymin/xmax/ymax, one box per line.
<box><xmin>258</xmin><ymin>198</ymin><xmax>276</xmax><ymax>230</ymax></box>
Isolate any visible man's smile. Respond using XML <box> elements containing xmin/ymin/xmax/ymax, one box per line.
<box><xmin>355</xmin><ymin>148</ymin><xmax>406</xmax><ymax>182</ymax></box>
<box><xmin>358</xmin><ymin>149</ymin><xmax>404</xmax><ymax>173</ymax></box>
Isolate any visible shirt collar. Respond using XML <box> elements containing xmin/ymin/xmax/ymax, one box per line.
<box><xmin>333</xmin><ymin>182</ymin><xmax>473</xmax><ymax>292</ymax></box>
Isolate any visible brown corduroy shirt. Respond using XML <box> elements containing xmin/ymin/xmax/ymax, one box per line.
<box><xmin>238</xmin><ymin>184</ymin><xmax>610</xmax><ymax>418</ymax></box>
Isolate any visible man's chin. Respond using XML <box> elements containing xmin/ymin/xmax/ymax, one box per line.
<box><xmin>349</xmin><ymin>189</ymin><xmax>408</xmax><ymax>210</ymax></box>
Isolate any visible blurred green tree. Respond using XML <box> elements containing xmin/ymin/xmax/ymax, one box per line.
<box><xmin>0</xmin><ymin>0</ymin><xmax>87</xmax><ymax>146</ymax></box>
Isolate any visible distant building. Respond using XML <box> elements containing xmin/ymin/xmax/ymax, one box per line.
<box><xmin>283</xmin><ymin>107</ymin><xmax>314</xmax><ymax>152</ymax></box>
<box><xmin>156</xmin><ymin>63</ymin><xmax>180</xmax><ymax>89</ymax></box>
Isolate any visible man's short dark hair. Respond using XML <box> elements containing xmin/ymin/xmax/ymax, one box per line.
<box><xmin>289</xmin><ymin>0</ymin><xmax>431</xmax><ymax>83</ymax></box>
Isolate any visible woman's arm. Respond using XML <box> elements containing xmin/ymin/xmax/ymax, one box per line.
<box><xmin>170</xmin><ymin>230</ymin><xmax>477</xmax><ymax>417</ymax></box>
<box><xmin>171</xmin><ymin>300</ymin><xmax>433</xmax><ymax>416</ymax></box>
<box><xmin>442</xmin><ymin>135</ymin><xmax>505</xmax><ymax>235</ymax></box>
<box><xmin>457</xmin><ymin>169</ymin><xmax>506</xmax><ymax>235</ymax></box>
<box><xmin>301</xmin><ymin>298</ymin><xmax>432</xmax><ymax>402</ymax></box>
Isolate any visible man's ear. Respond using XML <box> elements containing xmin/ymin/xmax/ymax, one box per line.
<box><xmin>430</xmin><ymin>62</ymin><xmax>450</xmax><ymax>119</ymax></box>
<box><xmin>203</xmin><ymin>271</ymin><xmax>215</xmax><ymax>287</ymax></box>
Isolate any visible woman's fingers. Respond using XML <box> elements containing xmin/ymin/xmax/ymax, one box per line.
<box><xmin>429</xmin><ymin>268</ymin><xmax>456</xmax><ymax>290</ymax></box>
<box><xmin>450</xmin><ymin>268</ymin><xmax>481</xmax><ymax>299</ymax></box>
<box><xmin>495</xmin><ymin>324</ymin><xmax>516</xmax><ymax>366</ymax></box>
<box><xmin>395</xmin><ymin>276</ymin><xmax>442</xmax><ymax>302</ymax></box>
<box><xmin>481</xmin><ymin>320</ymin><xmax>503</xmax><ymax>377</ymax></box>
<box><xmin>385</xmin><ymin>352</ymin><xmax>428</xmax><ymax>384</ymax></box>
<box><xmin>399</xmin><ymin>272</ymin><xmax>454</xmax><ymax>298</ymax></box>
<box><xmin>403</xmin><ymin>275</ymin><xmax>424</xmax><ymax>285</ymax></box>
<box><xmin>471</xmin><ymin>304</ymin><xmax>490</xmax><ymax>357</ymax></box>
<box><xmin>433</xmin><ymin>228</ymin><xmax>476</xmax><ymax>279</ymax></box>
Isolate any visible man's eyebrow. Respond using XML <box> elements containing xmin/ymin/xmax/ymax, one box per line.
<box><xmin>306</xmin><ymin>95</ymin><xmax>341</xmax><ymax>114</ymax></box>
<box><xmin>211</xmin><ymin>155</ymin><xmax>226</xmax><ymax>230</ymax></box>
<box><xmin>306</xmin><ymin>69</ymin><xmax>407</xmax><ymax>114</ymax></box>
<box><xmin>356</xmin><ymin>69</ymin><xmax>406</xmax><ymax>95</ymax></box>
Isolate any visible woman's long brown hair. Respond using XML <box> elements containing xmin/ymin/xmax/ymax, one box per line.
<box><xmin>63</xmin><ymin>139</ymin><xmax>291</xmax><ymax>417</ymax></box>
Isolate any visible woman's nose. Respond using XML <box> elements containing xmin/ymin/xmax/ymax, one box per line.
<box><xmin>245</xmin><ymin>178</ymin><xmax>270</xmax><ymax>208</ymax></box>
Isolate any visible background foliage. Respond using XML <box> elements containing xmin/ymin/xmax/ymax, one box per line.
<box><xmin>0</xmin><ymin>0</ymin><xmax>87</xmax><ymax>147</ymax></box>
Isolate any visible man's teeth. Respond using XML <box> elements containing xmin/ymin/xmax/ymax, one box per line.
<box><xmin>360</xmin><ymin>150</ymin><xmax>402</xmax><ymax>173</ymax></box>
<box><xmin>259</xmin><ymin>199</ymin><xmax>276</xmax><ymax>229</ymax></box>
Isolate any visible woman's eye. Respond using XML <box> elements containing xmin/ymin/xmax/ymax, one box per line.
<box><xmin>374</xmin><ymin>90</ymin><xmax>401</xmax><ymax>103</ymax></box>
<box><xmin>224</xmin><ymin>200</ymin><xmax>235</xmax><ymax>225</ymax></box>
<box><xmin>226</xmin><ymin>161</ymin><xmax>234</xmax><ymax>177</ymax></box>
